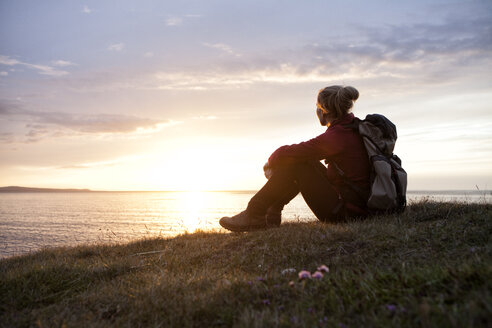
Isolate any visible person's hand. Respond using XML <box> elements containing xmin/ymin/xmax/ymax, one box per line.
<box><xmin>263</xmin><ymin>162</ymin><xmax>273</xmax><ymax>180</ymax></box>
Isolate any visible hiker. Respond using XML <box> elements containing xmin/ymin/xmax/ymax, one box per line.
<box><xmin>219</xmin><ymin>85</ymin><xmax>371</xmax><ymax>232</ymax></box>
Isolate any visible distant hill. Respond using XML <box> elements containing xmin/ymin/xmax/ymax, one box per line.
<box><xmin>0</xmin><ymin>186</ymin><xmax>92</xmax><ymax>193</ymax></box>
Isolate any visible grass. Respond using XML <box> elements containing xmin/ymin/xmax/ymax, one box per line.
<box><xmin>1</xmin><ymin>200</ymin><xmax>491</xmax><ymax>327</ymax></box>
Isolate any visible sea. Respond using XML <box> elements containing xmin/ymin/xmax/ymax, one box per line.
<box><xmin>0</xmin><ymin>190</ymin><xmax>490</xmax><ymax>259</ymax></box>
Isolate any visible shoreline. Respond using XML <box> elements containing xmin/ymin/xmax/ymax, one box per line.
<box><xmin>2</xmin><ymin>194</ymin><xmax>491</xmax><ymax>260</ymax></box>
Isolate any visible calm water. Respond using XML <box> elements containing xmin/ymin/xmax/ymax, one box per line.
<box><xmin>0</xmin><ymin>190</ymin><xmax>490</xmax><ymax>259</ymax></box>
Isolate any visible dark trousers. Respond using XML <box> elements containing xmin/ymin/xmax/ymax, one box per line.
<box><xmin>246</xmin><ymin>161</ymin><xmax>348</xmax><ymax>222</ymax></box>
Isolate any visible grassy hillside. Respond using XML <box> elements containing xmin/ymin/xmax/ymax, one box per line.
<box><xmin>1</xmin><ymin>200</ymin><xmax>491</xmax><ymax>327</ymax></box>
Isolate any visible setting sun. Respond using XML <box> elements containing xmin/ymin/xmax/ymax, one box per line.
<box><xmin>143</xmin><ymin>146</ymin><xmax>233</xmax><ymax>191</ymax></box>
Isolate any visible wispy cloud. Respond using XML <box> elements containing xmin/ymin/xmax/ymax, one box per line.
<box><xmin>0</xmin><ymin>71</ymin><xmax>7</xmax><ymax>76</ymax></box>
<box><xmin>0</xmin><ymin>104</ymin><xmax>180</xmax><ymax>143</ymax></box>
<box><xmin>107</xmin><ymin>43</ymin><xmax>125</xmax><ymax>51</ymax></box>
<box><xmin>143</xmin><ymin>51</ymin><xmax>154</xmax><ymax>58</ymax></box>
<box><xmin>152</xmin><ymin>66</ymin><xmax>331</xmax><ymax>90</ymax></box>
<box><xmin>151</xmin><ymin>14</ymin><xmax>492</xmax><ymax>90</ymax></box>
<box><xmin>10</xmin><ymin>12</ymin><xmax>489</xmax><ymax>94</ymax></box>
<box><xmin>0</xmin><ymin>132</ymin><xmax>14</xmax><ymax>143</ymax></box>
<box><xmin>59</xmin><ymin>156</ymin><xmax>136</xmax><ymax>170</ymax></box>
<box><xmin>0</xmin><ymin>55</ymin><xmax>69</xmax><ymax>76</ymax></box>
<box><xmin>165</xmin><ymin>17</ymin><xmax>183</xmax><ymax>26</ymax></box>
<box><xmin>192</xmin><ymin>115</ymin><xmax>218</xmax><ymax>120</ymax></box>
<box><xmin>165</xmin><ymin>14</ymin><xmax>201</xmax><ymax>27</ymax></box>
<box><xmin>25</xmin><ymin>63</ymin><xmax>69</xmax><ymax>77</ymax></box>
<box><xmin>0</xmin><ymin>56</ymin><xmax>19</xmax><ymax>66</ymax></box>
<box><xmin>203</xmin><ymin>43</ymin><xmax>241</xmax><ymax>57</ymax></box>
<box><xmin>51</xmin><ymin>60</ymin><xmax>75</xmax><ymax>67</ymax></box>
<box><xmin>82</xmin><ymin>5</ymin><xmax>91</xmax><ymax>14</ymax></box>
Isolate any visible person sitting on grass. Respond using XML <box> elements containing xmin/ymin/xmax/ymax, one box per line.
<box><xmin>219</xmin><ymin>85</ymin><xmax>371</xmax><ymax>232</ymax></box>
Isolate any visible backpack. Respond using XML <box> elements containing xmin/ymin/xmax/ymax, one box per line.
<box><xmin>334</xmin><ymin>114</ymin><xmax>407</xmax><ymax>214</ymax></box>
<box><xmin>357</xmin><ymin>114</ymin><xmax>407</xmax><ymax>213</ymax></box>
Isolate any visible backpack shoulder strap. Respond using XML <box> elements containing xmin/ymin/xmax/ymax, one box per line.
<box><xmin>330</xmin><ymin>161</ymin><xmax>367</xmax><ymax>204</ymax></box>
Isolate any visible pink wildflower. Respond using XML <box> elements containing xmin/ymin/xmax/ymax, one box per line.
<box><xmin>317</xmin><ymin>264</ymin><xmax>329</xmax><ymax>273</ymax></box>
<box><xmin>298</xmin><ymin>270</ymin><xmax>311</xmax><ymax>280</ymax></box>
<box><xmin>289</xmin><ymin>280</ymin><xmax>295</xmax><ymax>287</ymax></box>
<box><xmin>311</xmin><ymin>271</ymin><xmax>324</xmax><ymax>279</ymax></box>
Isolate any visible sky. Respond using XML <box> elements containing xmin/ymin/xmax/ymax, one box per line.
<box><xmin>0</xmin><ymin>0</ymin><xmax>491</xmax><ymax>191</ymax></box>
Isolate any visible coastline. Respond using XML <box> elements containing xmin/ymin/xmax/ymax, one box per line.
<box><xmin>1</xmin><ymin>186</ymin><xmax>491</xmax><ymax>195</ymax></box>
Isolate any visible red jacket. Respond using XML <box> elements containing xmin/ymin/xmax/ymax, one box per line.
<box><xmin>268</xmin><ymin>113</ymin><xmax>371</xmax><ymax>196</ymax></box>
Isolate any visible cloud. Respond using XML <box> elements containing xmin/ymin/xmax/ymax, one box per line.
<box><xmin>151</xmin><ymin>13</ymin><xmax>492</xmax><ymax>91</ymax></box>
<box><xmin>51</xmin><ymin>60</ymin><xmax>75</xmax><ymax>67</ymax></box>
<box><xmin>58</xmin><ymin>157</ymin><xmax>135</xmax><ymax>169</ymax></box>
<box><xmin>164</xmin><ymin>14</ymin><xmax>200</xmax><ymax>27</ymax></box>
<box><xmin>11</xmin><ymin>11</ymin><xmax>489</xmax><ymax>95</ymax></box>
<box><xmin>0</xmin><ymin>56</ymin><xmax>19</xmax><ymax>66</ymax></box>
<box><xmin>25</xmin><ymin>63</ymin><xmax>69</xmax><ymax>77</ymax></box>
<box><xmin>82</xmin><ymin>5</ymin><xmax>92</xmax><ymax>14</ymax></box>
<box><xmin>299</xmin><ymin>15</ymin><xmax>492</xmax><ymax>80</ymax></box>
<box><xmin>192</xmin><ymin>115</ymin><xmax>218</xmax><ymax>120</ymax></box>
<box><xmin>0</xmin><ymin>55</ymin><xmax>69</xmax><ymax>76</ymax></box>
<box><xmin>0</xmin><ymin>132</ymin><xmax>14</xmax><ymax>143</ymax></box>
<box><xmin>165</xmin><ymin>17</ymin><xmax>183</xmax><ymax>26</ymax></box>
<box><xmin>0</xmin><ymin>104</ymin><xmax>180</xmax><ymax>143</ymax></box>
<box><xmin>203</xmin><ymin>43</ymin><xmax>241</xmax><ymax>57</ymax></box>
<box><xmin>152</xmin><ymin>65</ymin><xmax>335</xmax><ymax>90</ymax></box>
<box><xmin>0</xmin><ymin>71</ymin><xmax>7</xmax><ymax>76</ymax></box>
<box><xmin>107</xmin><ymin>43</ymin><xmax>125</xmax><ymax>51</ymax></box>
<box><xmin>143</xmin><ymin>52</ymin><xmax>154</xmax><ymax>58</ymax></box>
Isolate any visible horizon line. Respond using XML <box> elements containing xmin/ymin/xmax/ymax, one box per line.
<box><xmin>0</xmin><ymin>186</ymin><xmax>490</xmax><ymax>194</ymax></box>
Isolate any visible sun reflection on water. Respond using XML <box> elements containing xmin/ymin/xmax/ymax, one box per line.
<box><xmin>0</xmin><ymin>191</ymin><xmax>320</xmax><ymax>258</ymax></box>
<box><xmin>177</xmin><ymin>191</ymin><xmax>212</xmax><ymax>233</ymax></box>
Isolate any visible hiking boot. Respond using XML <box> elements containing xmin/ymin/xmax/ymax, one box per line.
<box><xmin>219</xmin><ymin>210</ymin><xmax>267</xmax><ymax>232</ymax></box>
<box><xmin>265</xmin><ymin>206</ymin><xmax>282</xmax><ymax>227</ymax></box>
